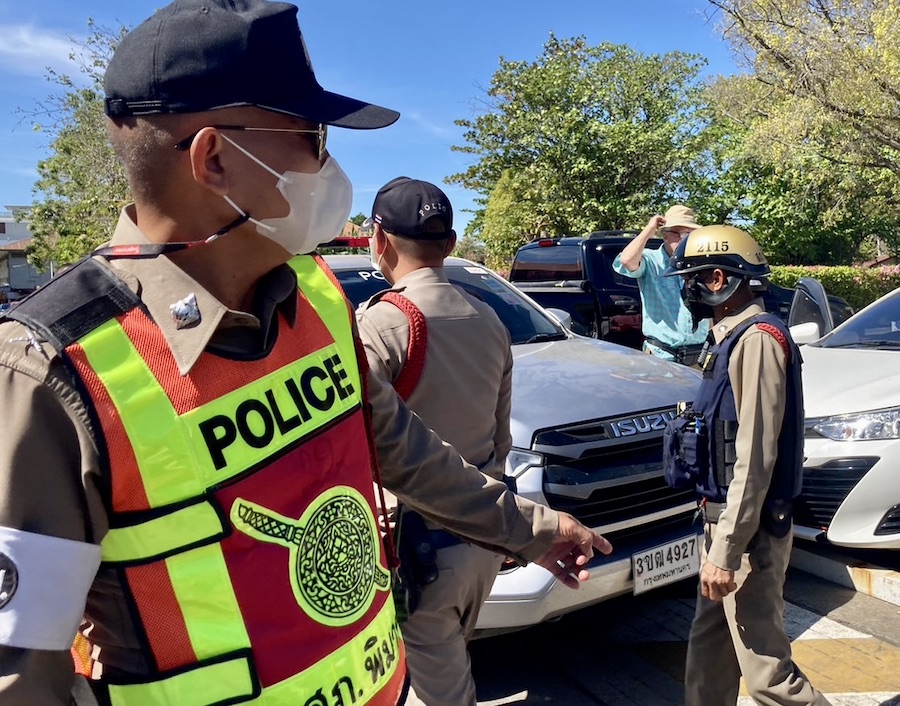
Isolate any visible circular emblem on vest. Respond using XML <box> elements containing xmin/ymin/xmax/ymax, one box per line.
<box><xmin>0</xmin><ymin>552</ymin><xmax>19</xmax><ymax>609</ymax></box>
<box><xmin>231</xmin><ymin>487</ymin><xmax>390</xmax><ymax>627</ymax></box>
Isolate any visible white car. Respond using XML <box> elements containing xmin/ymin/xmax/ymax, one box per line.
<box><xmin>789</xmin><ymin>280</ymin><xmax>900</xmax><ymax>549</ymax></box>
<box><xmin>325</xmin><ymin>254</ymin><xmax>702</xmax><ymax>633</ymax></box>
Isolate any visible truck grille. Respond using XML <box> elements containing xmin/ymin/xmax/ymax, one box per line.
<box><xmin>546</xmin><ymin>473</ymin><xmax>695</xmax><ymax>527</ymax></box>
<box><xmin>533</xmin><ymin>408</ymin><xmax>694</xmax><ymax>530</ymax></box>
<box><xmin>599</xmin><ymin>509</ymin><xmax>697</xmax><ymax>548</ymax></box>
<box><xmin>794</xmin><ymin>457</ymin><xmax>878</xmax><ymax>529</ymax></box>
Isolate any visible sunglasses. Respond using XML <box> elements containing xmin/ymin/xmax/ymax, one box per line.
<box><xmin>174</xmin><ymin>124</ymin><xmax>328</xmax><ymax>161</ymax></box>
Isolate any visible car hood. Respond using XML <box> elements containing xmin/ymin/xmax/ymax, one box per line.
<box><xmin>509</xmin><ymin>336</ymin><xmax>701</xmax><ymax>441</ymax></box>
<box><xmin>801</xmin><ymin>345</ymin><xmax>900</xmax><ymax>417</ymax></box>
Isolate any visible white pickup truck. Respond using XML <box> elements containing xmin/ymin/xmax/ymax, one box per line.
<box><xmin>327</xmin><ymin>254</ymin><xmax>702</xmax><ymax>634</ymax></box>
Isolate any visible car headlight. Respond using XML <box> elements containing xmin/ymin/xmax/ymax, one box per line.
<box><xmin>505</xmin><ymin>447</ymin><xmax>545</xmax><ymax>478</ymax></box>
<box><xmin>809</xmin><ymin>406</ymin><xmax>900</xmax><ymax>441</ymax></box>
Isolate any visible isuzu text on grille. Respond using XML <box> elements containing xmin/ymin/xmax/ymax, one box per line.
<box><xmin>607</xmin><ymin>410</ymin><xmax>676</xmax><ymax>438</ymax></box>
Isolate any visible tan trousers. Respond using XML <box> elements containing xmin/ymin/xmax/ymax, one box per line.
<box><xmin>685</xmin><ymin>523</ymin><xmax>831</xmax><ymax>706</ymax></box>
<box><xmin>401</xmin><ymin>542</ymin><xmax>503</xmax><ymax>706</ymax></box>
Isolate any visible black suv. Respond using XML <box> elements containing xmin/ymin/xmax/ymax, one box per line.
<box><xmin>509</xmin><ymin>231</ymin><xmax>649</xmax><ymax>349</ymax></box>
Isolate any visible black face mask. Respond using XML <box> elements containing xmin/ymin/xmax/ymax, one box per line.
<box><xmin>681</xmin><ymin>275</ymin><xmax>714</xmax><ymax>331</ymax></box>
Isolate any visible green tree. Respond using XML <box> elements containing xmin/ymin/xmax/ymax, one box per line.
<box><xmin>478</xmin><ymin>171</ymin><xmax>552</xmax><ymax>270</ymax></box>
<box><xmin>24</xmin><ymin>22</ymin><xmax>129</xmax><ymax>270</ymax></box>
<box><xmin>452</xmin><ymin>235</ymin><xmax>486</xmax><ymax>265</ymax></box>
<box><xmin>449</xmin><ymin>35</ymin><xmax>710</xmax><ymax>267</ymax></box>
<box><xmin>709</xmin><ymin>0</ymin><xmax>900</xmax><ymax>264</ymax></box>
<box><xmin>702</xmin><ymin>69</ymin><xmax>900</xmax><ymax>264</ymax></box>
<box><xmin>708</xmin><ymin>0</ymin><xmax>900</xmax><ymax>172</ymax></box>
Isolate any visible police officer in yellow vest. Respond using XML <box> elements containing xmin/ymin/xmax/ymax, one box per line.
<box><xmin>0</xmin><ymin>2</ymin><xmax>611</xmax><ymax>704</ymax></box>
<box><xmin>662</xmin><ymin>226</ymin><xmax>830</xmax><ymax>706</ymax></box>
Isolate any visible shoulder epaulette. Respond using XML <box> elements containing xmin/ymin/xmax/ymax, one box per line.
<box><xmin>4</xmin><ymin>257</ymin><xmax>141</xmax><ymax>352</ymax></box>
<box><xmin>754</xmin><ymin>321</ymin><xmax>791</xmax><ymax>363</ymax></box>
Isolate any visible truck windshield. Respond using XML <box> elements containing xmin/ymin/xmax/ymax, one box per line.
<box><xmin>509</xmin><ymin>246</ymin><xmax>583</xmax><ymax>281</ymax></box>
<box><xmin>333</xmin><ymin>263</ymin><xmax>566</xmax><ymax>345</ymax></box>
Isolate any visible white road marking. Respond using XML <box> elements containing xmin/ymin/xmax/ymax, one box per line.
<box><xmin>605</xmin><ymin>599</ymin><xmax>871</xmax><ymax>643</ymax></box>
<box><xmin>740</xmin><ymin>695</ymin><xmax>900</xmax><ymax>705</ymax></box>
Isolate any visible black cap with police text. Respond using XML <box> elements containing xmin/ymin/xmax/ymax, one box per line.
<box><xmin>104</xmin><ymin>0</ymin><xmax>399</xmax><ymax>129</ymax></box>
<box><xmin>372</xmin><ymin>177</ymin><xmax>454</xmax><ymax>240</ymax></box>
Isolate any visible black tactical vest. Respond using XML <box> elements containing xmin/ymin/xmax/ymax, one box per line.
<box><xmin>663</xmin><ymin>312</ymin><xmax>804</xmax><ymax>537</ymax></box>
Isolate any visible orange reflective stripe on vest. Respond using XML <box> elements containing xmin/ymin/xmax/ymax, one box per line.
<box><xmin>64</xmin><ymin>255</ymin><xmax>405</xmax><ymax>705</ymax></box>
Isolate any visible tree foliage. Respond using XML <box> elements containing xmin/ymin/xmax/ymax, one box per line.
<box><xmin>701</xmin><ymin>0</ymin><xmax>900</xmax><ymax>264</ymax></box>
<box><xmin>451</xmin><ymin>235</ymin><xmax>486</xmax><ymax>265</ymax></box>
<box><xmin>709</xmin><ymin>0</ymin><xmax>900</xmax><ymax>171</ymax></box>
<box><xmin>449</xmin><ymin>35</ymin><xmax>710</xmax><ymax>267</ymax></box>
<box><xmin>25</xmin><ymin>22</ymin><xmax>129</xmax><ymax>270</ymax></box>
<box><xmin>691</xmin><ymin>103</ymin><xmax>900</xmax><ymax>264</ymax></box>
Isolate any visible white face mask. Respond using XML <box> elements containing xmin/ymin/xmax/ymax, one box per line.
<box><xmin>221</xmin><ymin>134</ymin><xmax>353</xmax><ymax>255</ymax></box>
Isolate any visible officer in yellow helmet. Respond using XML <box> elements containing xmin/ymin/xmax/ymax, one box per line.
<box><xmin>662</xmin><ymin>226</ymin><xmax>831</xmax><ymax>705</ymax></box>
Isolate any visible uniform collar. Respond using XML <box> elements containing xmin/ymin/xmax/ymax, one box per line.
<box><xmin>106</xmin><ymin>207</ymin><xmax>297</xmax><ymax>376</ymax></box>
<box><xmin>391</xmin><ymin>267</ymin><xmax>449</xmax><ymax>289</ymax></box>
<box><xmin>710</xmin><ymin>298</ymin><xmax>766</xmax><ymax>345</ymax></box>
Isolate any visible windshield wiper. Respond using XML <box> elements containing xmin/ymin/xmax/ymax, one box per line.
<box><xmin>521</xmin><ymin>332</ymin><xmax>567</xmax><ymax>344</ymax></box>
<box><xmin>825</xmin><ymin>340</ymin><xmax>900</xmax><ymax>349</ymax></box>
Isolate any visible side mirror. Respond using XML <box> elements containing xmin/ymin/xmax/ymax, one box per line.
<box><xmin>789</xmin><ymin>321</ymin><xmax>821</xmax><ymax>345</ymax></box>
<box><xmin>546</xmin><ymin>308</ymin><xmax>573</xmax><ymax>330</ymax></box>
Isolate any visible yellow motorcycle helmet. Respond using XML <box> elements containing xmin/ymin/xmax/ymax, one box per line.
<box><xmin>663</xmin><ymin>224</ymin><xmax>770</xmax><ymax>279</ymax></box>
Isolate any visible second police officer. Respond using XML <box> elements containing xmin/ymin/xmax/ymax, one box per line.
<box><xmin>661</xmin><ymin>225</ymin><xmax>831</xmax><ymax>706</ymax></box>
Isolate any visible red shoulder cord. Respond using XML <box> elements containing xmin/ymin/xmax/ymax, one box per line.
<box><xmin>380</xmin><ymin>292</ymin><xmax>429</xmax><ymax>402</ymax></box>
<box><xmin>756</xmin><ymin>322</ymin><xmax>791</xmax><ymax>363</ymax></box>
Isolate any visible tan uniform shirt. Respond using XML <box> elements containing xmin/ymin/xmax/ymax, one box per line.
<box><xmin>356</xmin><ymin>267</ymin><xmax>513</xmax><ymax>486</ymax></box>
<box><xmin>0</xmin><ymin>209</ymin><xmax>557</xmax><ymax>705</ymax></box>
<box><xmin>706</xmin><ymin>299</ymin><xmax>790</xmax><ymax>571</ymax></box>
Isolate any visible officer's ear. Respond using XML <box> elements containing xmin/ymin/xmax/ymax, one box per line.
<box><xmin>372</xmin><ymin>224</ymin><xmax>389</xmax><ymax>257</ymax></box>
<box><xmin>187</xmin><ymin>127</ymin><xmax>230</xmax><ymax>195</ymax></box>
<box><xmin>442</xmin><ymin>230</ymin><xmax>457</xmax><ymax>259</ymax></box>
<box><xmin>705</xmin><ymin>268</ymin><xmax>728</xmax><ymax>293</ymax></box>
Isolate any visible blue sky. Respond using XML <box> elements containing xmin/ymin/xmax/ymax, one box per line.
<box><xmin>0</xmin><ymin>1</ymin><xmax>739</xmax><ymax>233</ymax></box>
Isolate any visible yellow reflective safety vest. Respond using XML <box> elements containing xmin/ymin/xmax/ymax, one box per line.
<box><xmin>18</xmin><ymin>255</ymin><xmax>406</xmax><ymax>706</ymax></box>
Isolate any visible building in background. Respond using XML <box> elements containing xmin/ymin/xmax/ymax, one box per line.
<box><xmin>0</xmin><ymin>207</ymin><xmax>52</xmax><ymax>304</ymax></box>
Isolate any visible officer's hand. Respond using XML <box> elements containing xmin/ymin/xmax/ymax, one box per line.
<box><xmin>534</xmin><ymin>512</ymin><xmax>612</xmax><ymax>590</ymax></box>
<box><xmin>699</xmin><ymin>561</ymin><xmax>737</xmax><ymax>601</ymax></box>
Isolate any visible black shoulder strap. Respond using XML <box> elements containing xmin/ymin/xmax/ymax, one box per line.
<box><xmin>4</xmin><ymin>257</ymin><xmax>141</xmax><ymax>351</ymax></box>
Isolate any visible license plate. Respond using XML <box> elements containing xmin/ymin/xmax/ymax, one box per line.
<box><xmin>631</xmin><ymin>533</ymin><xmax>701</xmax><ymax>595</ymax></box>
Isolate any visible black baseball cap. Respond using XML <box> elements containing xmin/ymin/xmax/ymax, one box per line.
<box><xmin>104</xmin><ymin>0</ymin><xmax>399</xmax><ymax>129</ymax></box>
<box><xmin>372</xmin><ymin>177</ymin><xmax>454</xmax><ymax>240</ymax></box>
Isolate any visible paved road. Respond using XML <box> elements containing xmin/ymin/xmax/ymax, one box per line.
<box><xmin>470</xmin><ymin>567</ymin><xmax>900</xmax><ymax>705</ymax></box>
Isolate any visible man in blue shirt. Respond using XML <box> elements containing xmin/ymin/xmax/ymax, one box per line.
<box><xmin>613</xmin><ymin>205</ymin><xmax>710</xmax><ymax>364</ymax></box>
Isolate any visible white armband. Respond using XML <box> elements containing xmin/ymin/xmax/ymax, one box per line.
<box><xmin>0</xmin><ymin>526</ymin><xmax>101</xmax><ymax>650</ymax></box>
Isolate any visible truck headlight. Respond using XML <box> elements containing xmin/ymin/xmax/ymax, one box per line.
<box><xmin>809</xmin><ymin>406</ymin><xmax>900</xmax><ymax>441</ymax></box>
<box><xmin>505</xmin><ymin>448</ymin><xmax>545</xmax><ymax>478</ymax></box>
<box><xmin>500</xmin><ymin>448</ymin><xmax>546</xmax><ymax>573</ymax></box>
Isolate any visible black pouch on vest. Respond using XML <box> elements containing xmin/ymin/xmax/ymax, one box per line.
<box><xmin>714</xmin><ymin>419</ymin><xmax>738</xmax><ymax>490</ymax></box>
<box><xmin>663</xmin><ymin>417</ymin><xmax>707</xmax><ymax>490</ymax></box>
